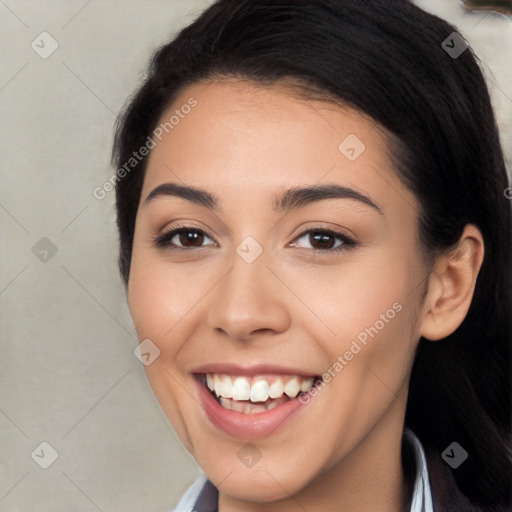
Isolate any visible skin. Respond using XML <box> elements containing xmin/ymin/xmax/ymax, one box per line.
<box><xmin>127</xmin><ymin>79</ymin><xmax>484</xmax><ymax>512</ymax></box>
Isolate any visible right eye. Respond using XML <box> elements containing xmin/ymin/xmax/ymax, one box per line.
<box><xmin>154</xmin><ymin>225</ymin><xmax>217</xmax><ymax>251</ymax></box>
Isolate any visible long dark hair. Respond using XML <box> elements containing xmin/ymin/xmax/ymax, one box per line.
<box><xmin>112</xmin><ymin>0</ymin><xmax>511</xmax><ymax>507</ymax></box>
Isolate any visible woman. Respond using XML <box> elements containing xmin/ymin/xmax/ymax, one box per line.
<box><xmin>112</xmin><ymin>1</ymin><xmax>511</xmax><ymax>510</ymax></box>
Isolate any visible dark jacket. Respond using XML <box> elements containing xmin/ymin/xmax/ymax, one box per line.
<box><xmin>422</xmin><ymin>442</ymin><xmax>511</xmax><ymax>512</ymax></box>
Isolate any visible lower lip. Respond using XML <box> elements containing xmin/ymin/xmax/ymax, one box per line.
<box><xmin>195</xmin><ymin>378</ymin><xmax>307</xmax><ymax>440</ymax></box>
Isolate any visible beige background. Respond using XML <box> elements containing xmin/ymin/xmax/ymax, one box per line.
<box><xmin>0</xmin><ymin>1</ymin><xmax>510</xmax><ymax>511</ymax></box>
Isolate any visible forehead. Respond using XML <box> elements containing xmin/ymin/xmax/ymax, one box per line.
<box><xmin>141</xmin><ymin>79</ymin><xmax>417</xmax><ymax>220</ymax></box>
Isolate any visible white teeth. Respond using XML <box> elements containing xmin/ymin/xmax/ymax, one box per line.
<box><xmin>204</xmin><ymin>373</ymin><xmax>315</xmax><ymax>402</ymax></box>
<box><xmin>300</xmin><ymin>378</ymin><xmax>314</xmax><ymax>392</ymax></box>
<box><xmin>219</xmin><ymin>396</ymin><xmax>280</xmax><ymax>414</ymax></box>
<box><xmin>218</xmin><ymin>375</ymin><xmax>233</xmax><ymax>398</ymax></box>
<box><xmin>213</xmin><ymin>374</ymin><xmax>222</xmax><ymax>397</ymax></box>
<box><xmin>284</xmin><ymin>377</ymin><xmax>300</xmax><ymax>398</ymax></box>
<box><xmin>268</xmin><ymin>379</ymin><xmax>284</xmax><ymax>399</ymax></box>
<box><xmin>220</xmin><ymin>397</ymin><xmax>246</xmax><ymax>413</ymax></box>
<box><xmin>250</xmin><ymin>380</ymin><xmax>269</xmax><ymax>402</ymax></box>
<box><xmin>232</xmin><ymin>377</ymin><xmax>251</xmax><ymax>400</ymax></box>
<box><xmin>266</xmin><ymin>400</ymin><xmax>279</xmax><ymax>410</ymax></box>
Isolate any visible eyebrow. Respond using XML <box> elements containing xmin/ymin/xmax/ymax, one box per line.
<box><xmin>143</xmin><ymin>182</ymin><xmax>383</xmax><ymax>215</ymax></box>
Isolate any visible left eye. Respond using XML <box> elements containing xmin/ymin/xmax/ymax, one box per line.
<box><xmin>290</xmin><ymin>228</ymin><xmax>356</xmax><ymax>252</ymax></box>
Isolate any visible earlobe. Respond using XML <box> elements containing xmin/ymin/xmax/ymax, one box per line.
<box><xmin>420</xmin><ymin>224</ymin><xmax>484</xmax><ymax>342</ymax></box>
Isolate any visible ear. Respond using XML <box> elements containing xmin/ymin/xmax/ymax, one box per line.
<box><xmin>420</xmin><ymin>224</ymin><xmax>484</xmax><ymax>341</ymax></box>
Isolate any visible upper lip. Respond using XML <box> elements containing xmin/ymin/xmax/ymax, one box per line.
<box><xmin>191</xmin><ymin>362</ymin><xmax>318</xmax><ymax>378</ymax></box>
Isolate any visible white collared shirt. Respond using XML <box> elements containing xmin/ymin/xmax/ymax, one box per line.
<box><xmin>404</xmin><ymin>428</ymin><xmax>434</xmax><ymax>512</ymax></box>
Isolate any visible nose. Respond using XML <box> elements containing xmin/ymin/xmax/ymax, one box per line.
<box><xmin>206</xmin><ymin>250</ymin><xmax>292</xmax><ymax>341</ymax></box>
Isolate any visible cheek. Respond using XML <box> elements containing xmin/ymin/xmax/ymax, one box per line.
<box><xmin>279</xmin><ymin>248</ymin><xmax>414</xmax><ymax>346</ymax></box>
<box><xmin>128</xmin><ymin>252</ymin><xmax>212</xmax><ymax>342</ymax></box>
<box><xmin>128</xmin><ymin>253</ymin><xmax>204</xmax><ymax>449</ymax></box>
<box><xmin>281</xmin><ymin>247</ymin><xmax>419</xmax><ymax>415</ymax></box>
<box><xmin>285</xmin><ymin>257</ymin><xmax>417</xmax><ymax>459</ymax></box>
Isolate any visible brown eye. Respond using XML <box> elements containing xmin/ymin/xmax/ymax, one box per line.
<box><xmin>290</xmin><ymin>228</ymin><xmax>356</xmax><ymax>253</ymax></box>
<box><xmin>154</xmin><ymin>227</ymin><xmax>216</xmax><ymax>250</ymax></box>
<box><xmin>176</xmin><ymin>229</ymin><xmax>205</xmax><ymax>247</ymax></box>
<box><xmin>309</xmin><ymin>231</ymin><xmax>337</xmax><ymax>250</ymax></box>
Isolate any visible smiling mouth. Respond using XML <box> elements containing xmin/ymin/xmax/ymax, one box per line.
<box><xmin>198</xmin><ymin>373</ymin><xmax>318</xmax><ymax>414</ymax></box>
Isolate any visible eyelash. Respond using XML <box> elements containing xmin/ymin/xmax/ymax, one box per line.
<box><xmin>154</xmin><ymin>224</ymin><xmax>357</xmax><ymax>254</ymax></box>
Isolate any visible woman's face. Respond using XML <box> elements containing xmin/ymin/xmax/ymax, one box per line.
<box><xmin>128</xmin><ymin>80</ymin><xmax>429</xmax><ymax>503</ymax></box>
